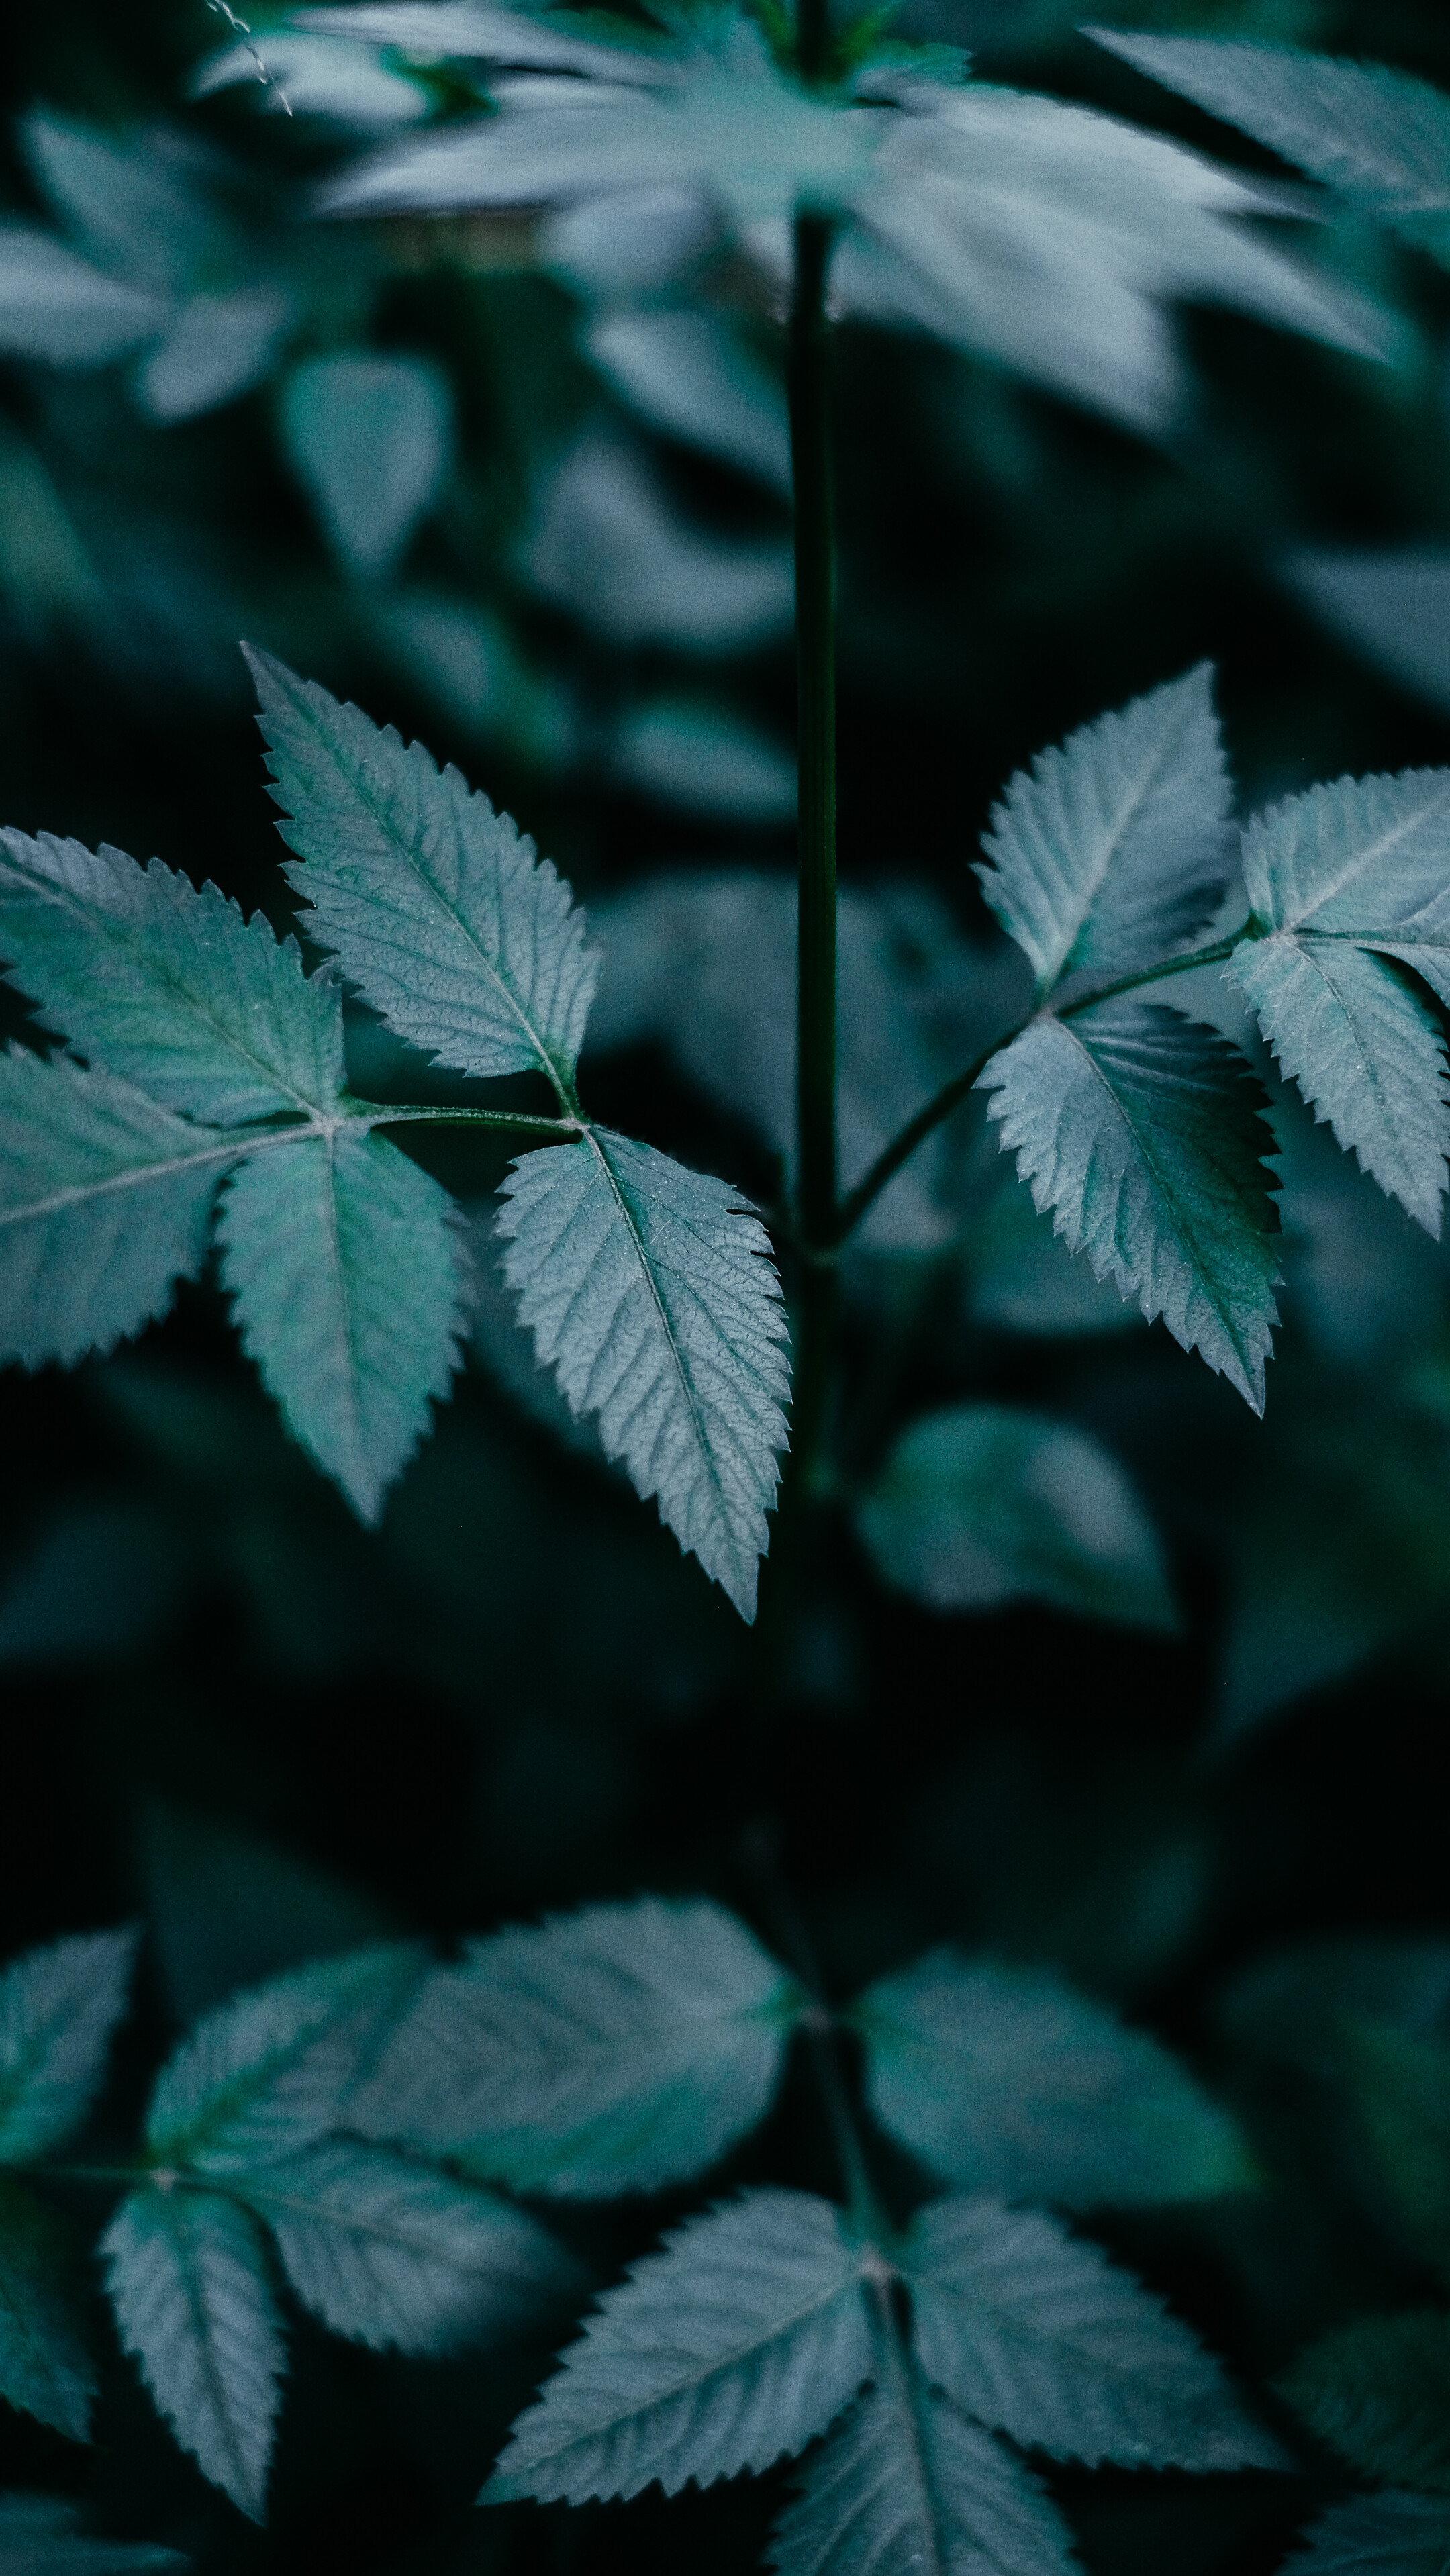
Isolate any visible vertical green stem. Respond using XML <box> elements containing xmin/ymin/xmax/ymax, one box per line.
<box><xmin>790</xmin><ymin>208</ymin><xmax>838</xmax><ymax>1257</ymax></box>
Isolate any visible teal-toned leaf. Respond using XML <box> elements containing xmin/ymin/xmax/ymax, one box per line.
<box><xmin>1276</xmin><ymin>2311</ymin><xmax>1450</xmax><ymax>2493</ymax></box>
<box><xmin>975</xmin><ymin>666</ymin><xmax>1233</xmax><ymax>995</ymax></box>
<box><xmin>103</xmin><ymin>2186</ymin><xmax>284</xmax><ymax>2521</ymax></box>
<box><xmin>0</xmin><ymin>834</ymin><xmax>344</xmax><ymax>1123</ymax></box>
<box><xmin>1239</xmin><ymin>769</ymin><xmax>1450</xmax><ymax>969</ymax></box>
<box><xmin>191</xmin><ymin>32</ymin><xmax>431</xmax><ymax>124</ymax></box>
<box><xmin>355</xmin><ymin>1897</ymin><xmax>802</xmax><ymax>2197</ymax></box>
<box><xmin>524</xmin><ymin>434</ymin><xmax>793</xmax><ymax>652</ymax></box>
<box><xmin>1339</xmin><ymin>2020</ymin><xmax>1450</xmax><ymax>2283</ymax></box>
<box><xmin>901</xmin><ymin>2194</ymin><xmax>1279</xmax><ymax>2469</ymax></box>
<box><xmin>979</xmin><ymin>1003</ymin><xmax>1282</xmax><ymax>1410</ymax></box>
<box><xmin>238</xmin><ymin>2140</ymin><xmax>565</xmax><ymax>2352</ymax></box>
<box><xmin>769</xmin><ymin>2375</ymin><xmax>1075</xmax><ymax>2576</ymax></box>
<box><xmin>279</xmin><ymin>354</ymin><xmax>453</xmax><ymax>582</ymax></box>
<box><xmin>246</xmin><ymin>649</ymin><xmax>599</xmax><ymax>1093</ymax></box>
<box><xmin>1088</xmin><ymin>34</ymin><xmax>1450</xmax><ymax>264</ymax></box>
<box><xmin>145</xmin><ymin>1944</ymin><xmax>421</xmax><ymax>2174</ymax></box>
<box><xmin>298</xmin><ymin>3</ymin><xmax>674</xmax><ymax>85</ymax></box>
<box><xmin>0</xmin><ymin>1051</ymin><xmax>236</xmax><ymax>1369</ymax></box>
<box><xmin>137</xmin><ymin>287</ymin><xmax>292</xmax><ymax>425</ymax></box>
<box><xmin>218</xmin><ymin>1130</ymin><xmax>470</xmax><ymax>1524</ymax></box>
<box><xmin>855</xmin><ymin>1402</ymin><xmax>1176</xmax><ymax>1630</ymax></box>
<box><xmin>1284</xmin><ymin>551</ymin><xmax>1450</xmax><ymax>717</ymax></box>
<box><xmin>496</xmin><ymin>1130</ymin><xmax>789</xmax><ymax>1622</ymax></box>
<box><xmin>21</xmin><ymin>113</ymin><xmax>217</xmax><ymax>301</ymax></box>
<box><xmin>854</xmin><ymin>1953</ymin><xmax>1254</xmax><ymax>2206</ymax></box>
<box><xmin>0</xmin><ymin>2494</ymin><xmax>187</xmax><ymax>2573</ymax></box>
<box><xmin>584</xmin><ymin>311</ymin><xmax>791</xmax><ymax>493</ymax></box>
<box><xmin>0</xmin><ymin>224</ymin><xmax>163</xmax><ymax>366</ymax></box>
<box><xmin>0</xmin><ymin>1928</ymin><xmax>136</xmax><ymax>2163</ymax></box>
<box><xmin>484</xmin><ymin>2191</ymin><xmax>874</xmax><ymax>2504</ymax></box>
<box><xmin>611</xmin><ymin>702</ymin><xmax>796</xmax><ymax>823</ymax></box>
<box><xmin>0</xmin><ymin>2181</ymin><xmax>96</xmax><ymax>2440</ymax></box>
<box><xmin>1292</xmin><ymin>2493</ymin><xmax>1450</xmax><ymax>2576</ymax></box>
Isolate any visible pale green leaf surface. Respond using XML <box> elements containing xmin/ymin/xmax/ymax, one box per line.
<box><xmin>238</xmin><ymin>2140</ymin><xmax>565</xmax><ymax>2352</ymax></box>
<box><xmin>856</xmin><ymin>1402</ymin><xmax>1176</xmax><ymax>1631</ymax></box>
<box><xmin>0</xmin><ymin>1050</ymin><xmax>236</xmax><ymax>1370</ymax></box>
<box><xmin>279</xmin><ymin>355</ymin><xmax>453</xmax><ymax>581</ymax></box>
<box><xmin>902</xmin><ymin>2193</ymin><xmax>1277</xmax><ymax>2469</ymax></box>
<box><xmin>0</xmin><ymin>834</ymin><xmax>344</xmax><ymax>1123</ymax></box>
<box><xmin>21</xmin><ymin>113</ymin><xmax>218</xmax><ymax>300</ymax></box>
<box><xmin>975</xmin><ymin>666</ymin><xmax>1232</xmax><ymax>992</ymax></box>
<box><xmin>296</xmin><ymin>4</ymin><xmax>675</xmax><ymax>86</ymax></box>
<box><xmin>246</xmin><ymin>649</ymin><xmax>599</xmax><ymax>1093</ymax></box>
<box><xmin>769</xmin><ymin>2377</ymin><xmax>1075</xmax><ymax>2576</ymax></box>
<box><xmin>484</xmin><ymin>2190</ymin><xmax>874</xmax><ymax>2504</ymax></box>
<box><xmin>978</xmin><ymin>1003</ymin><xmax>1281</xmax><ymax>1409</ymax></box>
<box><xmin>855</xmin><ymin>1953</ymin><xmax>1254</xmax><ymax>2206</ymax></box>
<box><xmin>0</xmin><ymin>2181</ymin><xmax>96</xmax><ymax>2440</ymax></box>
<box><xmin>103</xmin><ymin>2186</ymin><xmax>284</xmax><ymax>2522</ymax></box>
<box><xmin>584</xmin><ymin>311</ymin><xmax>791</xmax><ymax>493</ymax></box>
<box><xmin>523</xmin><ymin>434</ymin><xmax>792</xmax><ymax>652</ymax></box>
<box><xmin>0</xmin><ymin>2495</ymin><xmax>187</xmax><ymax>2574</ymax></box>
<box><xmin>0</xmin><ymin>1927</ymin><xmax>136</xmax><ymax>2163</ymax></box>
<box><xmin>496</xmin><ymin>1130</ymin><xmax>789</xmax><ymax>1622</ymax></box>
<box><xmin>192</xmin><ymin>32</ymin><xmax>431</xmax><ymax>123</ymax></box>
<box><xmin>1240</xmin><ymin>769</ymin><xmax>1450</xmax><ymax>948</ymax></box>
<box><xmin>0</xmin><ymin>224</ymin><xmax>164</xmax><ymax>366</ymax></box>
<box><xmin>1276</xmin><ymin>2311</ymin><xmax>1450</xmax><ymax>2493</ymax></box>
<box><xmin>137</xmin><ymin>287</ymin><xmax>292</xmax><ymax>426</ymax></box>
<box><xmin>1292</xmin><ymin>2493</ymin><xmax>1450</xmax><ymax>2576</ymax></box>
<box><xmin>218</xmin><ymin>1130</ymin><xmax>470</xmax><ymax>1524</ymax></box>
<box><xmin>354</xmin><ymin>1897</ymin><xmax>800</xmax><ymax>2196</ymax></box>
<box><xmin>145</xmin><ymin>1944</ymin><xmax>422</xmax><ymax>2173</ymax></box>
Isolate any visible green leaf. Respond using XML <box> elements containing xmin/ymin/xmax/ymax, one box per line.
<box><xmin>0</xmin><ymin>223</ymin><xmax>164</xmax><ymax>366</ymax></box>
<box><xmin>218</xmin><ymin>1130</ymin><xmax>471</xmax><ymax>1525</ymax></box>
<box><xmin>484</xmin><ymin>2190</ymin><xmax>875</xmax><ymax>2504</ymax></box>
<box><xmin>0</xmin><ymin>2494</ymin><xmax>187</xmax><ymax>2574</ymax></box>
<box><xmin>901</xmin><ymin>2194</ymin><xmax>1279</xmax><ymax>2469</ymax></box>
<box><xmin>0</xmin><ymin>2180</ymin><xmax>96</xmax><ymax>2440</ymax></box>
<box><xmin>355</xmin><ymin>1897</ymin><xmax>802</xmax><ymax>2197</ymax></box>
<box><xmin>769</xmin><ymin>2375</ymin><xmax>1075</xmax><ymax>2576</ymax></box>
<box><xmin>279</xmin><ymin>354</ymin><xmax>454</xmax><ymax>583</ymax></box>
<box><xmin>1087</xmin><ymin>34</ymin><xmax>1450</xmax><ymax>264</ymax></box>
<box><xmin>853</xmin><ymin>1953</ymin><xmax>1254</xmax><ymax>2207</ymax></box>
<box><xmin>237</xmin><ymin>2140</ymin><xmax>565</xmax><ymax>2352</ymax></box>
<box><xmin>0</xmin><ymin>834</ymin><xmax>344</xmax><ymax>1124</ymax></box>
<box><xmin>1292</xmin><ymin>2493</ymin><xmax>1450</xmax><ymax>2576</ymax></box>
<box><xmin>584</xmin><ymin>311</ymin><xmax>791</xmax><ymax>493</ymax></box>
<box><xmin>974</xmin><ymin>666</ymin><xmax>1232</xmax><ymax>995</ymax></box>
<box><xmin>0</xmin><ymin>1928</ymin><xmax>136</xmax><ymax>2163</ymax></box>
<box><xmin>1276</xmin><ymin>2311</ymin><xmax>1450</xmax><ymax>2493</ymax></box>
<box><xmin>496</xmin><ymin>1130</ymin><xmax>789</xmax><ymax>1622</ymax></box>
<box><xmin>144</xmin><ymin>1944</ymin><xmax>421</xmax><ymax>2175</ymax></box>
<box><xmin>246</xmin><ymin>649</ymin><xmax>599</xmax><ymax>1096</ymax></box>
<box><xmin>136</xmin><ymin>287</ymin><xmax>292</xmax><ymax>427</ymax></box>
<box><xmin>103</xmin><ymin>2185</ymin><xmax>284</xmax><ymax>2522</ymax></box>
<box><xmin>979</xmin><ymin>1003</ymin><xmax>1282</xmax><ymax>1410</ymax></box>
<box><xmin>1339</xmin><ymin>2021</ymin><xmax>1450</xmax><ymax>2283</ymax></box>
<box><xmin>855</xmin><ymin>1403</ymin><xmax>1177</xmax><ymax>1630</ymax></box>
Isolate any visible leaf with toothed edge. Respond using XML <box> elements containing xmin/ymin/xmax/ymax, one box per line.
<box><xmin>0</xmin><ymin>1927</ymin><xmax>137</xmax><ymax>2163</ymax></box>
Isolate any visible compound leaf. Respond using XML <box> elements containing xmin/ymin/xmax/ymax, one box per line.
<box><xmin>218</xmin><ymin>1130</ymin><xmax>471</xmax><ymax>1525</ymax></box>
<box><xmin>979</xmin><ymin>1003</ymin><xmax>1281</xmax><ymax>1410</ymax></box>
<box><xmin>145</xmin><ymin>1944</ymin><xmax>422</xmax><ymax>2175</ymax></box>
<box><xmin>769</xmin><ymin>2374</ymin><xmax>1075</xmax><ymax>2576</ymax></box>
<box><xmin>496</xmin><ymin>1130</ymin><xmax>789</xmax><ymax>1622</ymax></box>
<box><xmin>238</xmin><ymin>2140</ymin><xmax>565</xmax><ymax>2353</ymax></box>
<box><xmin>103</xmin><ymin>2185</ymin><xmax>284</xmax><ymax>2522</ymax></box>
<box><xmin>0</xmin><ymin>833</ymin><xmax>344</xmax><ymax>1124</ymax></box>
<box><xmin>0</xmin><ymin>2180</ymin><xmax>96</xmax><ymax>2440</ymax></box>
<box><xmin>0</xmin><ymin>1928</ymin><xmax>136</xmax><ymax>2163</ymax></box>
<box><xmin>1276</xmin><ymin>2311</ymin><xmax>1450</xmax><ymax>2493</ymax></box>
<box><xmin>484</xmin><ymin>2190</ymin><xmax>874</xmax><ymax>2504</ymax></box>
<box><xmin>902</xmin><ymin>2194</ymin><xmax>1277</xmax><ymax>2469</ymax></box>
<box><xmin>246</xmin><ymin>649</ymin><xmax>599</xmax><ymax>1094</ymax></box>
<box><xmin>0</xmin><ymin>2494</ymin><xmax>187</xmax><ymax>2573</ymax></box>
<box><xmin>355</xmin><ymin>1897</ymin><xmax>802</xmax><ymax>2197</ymax></box>
<box><xmin>975</xmin><ymin>665</ymin><xmax>1233</xmax><ymax>994</ymax></box>
<box><xmin>853</xmin><ymin>1953</ymin><xmax>1253</xmax><ymax>2207</ymax></box>
<box><xmin>0</xmin><ymin>1050</ymin><xmax>234</xmax><ymax>1369</ymax></box>
<box><xmin>1292</xmin><ymin>2492</ymin><xmax>1450</xmax><ymax>2576</ymax></box>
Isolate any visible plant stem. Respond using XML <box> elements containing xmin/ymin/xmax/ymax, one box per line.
<box><xmin>791</xmin><ymin>211</ymin><xmax>838</xmax><ymax>1258</ymax></box>
<box><xmin>344</xmin><ymin>1099</ymin><xmax>580</xmax><ymax>1138</ymax></box>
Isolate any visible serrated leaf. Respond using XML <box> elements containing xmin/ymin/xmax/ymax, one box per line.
<box><xmin>901</xmin><ymin>2194</ymin><xmax>1277</xmax><ymax>2469</ymax></box>
<box><xmin>0</xmin><ymin>834</ymin><xmax>344</xmax><ymax>1124</ymax></box>
<box><xmin>103</xmin><ymin>2186</ymin><xmax>284</xmax><ymax>2522</ymax></box>
<box><xmin>0</xmin><ymin>2494</ymin><xmax>187</xmax><ymax>2575</ymax></box>
<box><xmin>769</xmin><ymin>2375</ymin><xmax>1075</xmax><ymax>2576</ymax></box>
<box><xmin>355</xmin><ymin>1897</ymin><xmax>801</xmax><ymax>2197</ymax></box>
<box><xmin>246</xmin><ymin>648</ymin><xmax>599</xmax><ymax>1094</ymax></box>
<box><xmin>1276</xmin><ymin>2311</ymin><xmax>1450</xmax><ymax>2493</ymax></box>
<box><xmin>485</xmin><ymin>2190</ymin><xmax>874</xmax><ymax>2504</ymax></box>
<box><xmin>0</xmin><ymin>224</ymin><xmax>164</xmax><ymax>366</ymax></box>
<box><xmin>855</xmin><ymin>1403</ymin><xmax>1177</xmax><ymax>1630</ymax></box>
<box><xmin>979</xmin><ymin>1003</ymin><xmax>1281</xmax><ymax>1410</ymax></box>
<box><xmin>0</xmin><ymin>1052</ymin><xmax>239</xmax><ymax>1369</ymax></box>
<box><xmin>853</xmin><ymin>1953</ymin><xmax>1254</xmax><ymax>2207</ymax></box>
<box><xmin>238</xmin><ymin>2140</ymin><xmax>565</xmax><ymax>2352</ymax></box>
<box><xmin>0</xmin><ymin>1928</ymin><xmax>136</xmax><ymax>2163</ymax></box>
<box><xmin>218</xmin><ymin>1130</ymin><xmax>469</xmax><ymax>1524</ymax></box>
<box><xmin>0</xmin><ymin>2181</ymin><xmax>96</xmax><ymax>2440</ymax></box>
<box><xmin>279</xmin><ymin>354</ymin><xmax>453</xmax><ymax>581</ymax></box>
<box><xmin>975</xmin><ymin>666</ymin><xmax>1233</xmax><ymax>995</ymax></box>
<box><xmin>1339</xmin><ymin>2021</ymin><xmax>1450</xmax><ymax>2283</ymax></box>
<box><xmin>145</xmin><ymin>1944</ymin><xmax>421</xmax><ymax>2174</ymax></box>
<box><xmin>1292</xmin><ymin>2492</ymin><xmax>1450</xmax><ymax>2576</ymax></box>
<box><xmin>496</xmin><ymin>1130</ymin><xmax>789</xmax><ymax>1622</ymax></box>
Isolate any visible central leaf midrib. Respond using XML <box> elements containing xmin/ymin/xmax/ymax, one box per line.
<box><xmin>1061</xmin><ymin>695</ymin><xmax>1194</xmax><ymax>975</ymax></box>
<box><xmin>168</xmin><ymin>2195</ymin><xmax>256</xmax><ymax>2499</ymax></box>
<box><xmin>0</xmin><ymin>1128</ymin><xmax>276</xmax><ymax>1230</ymax></box>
